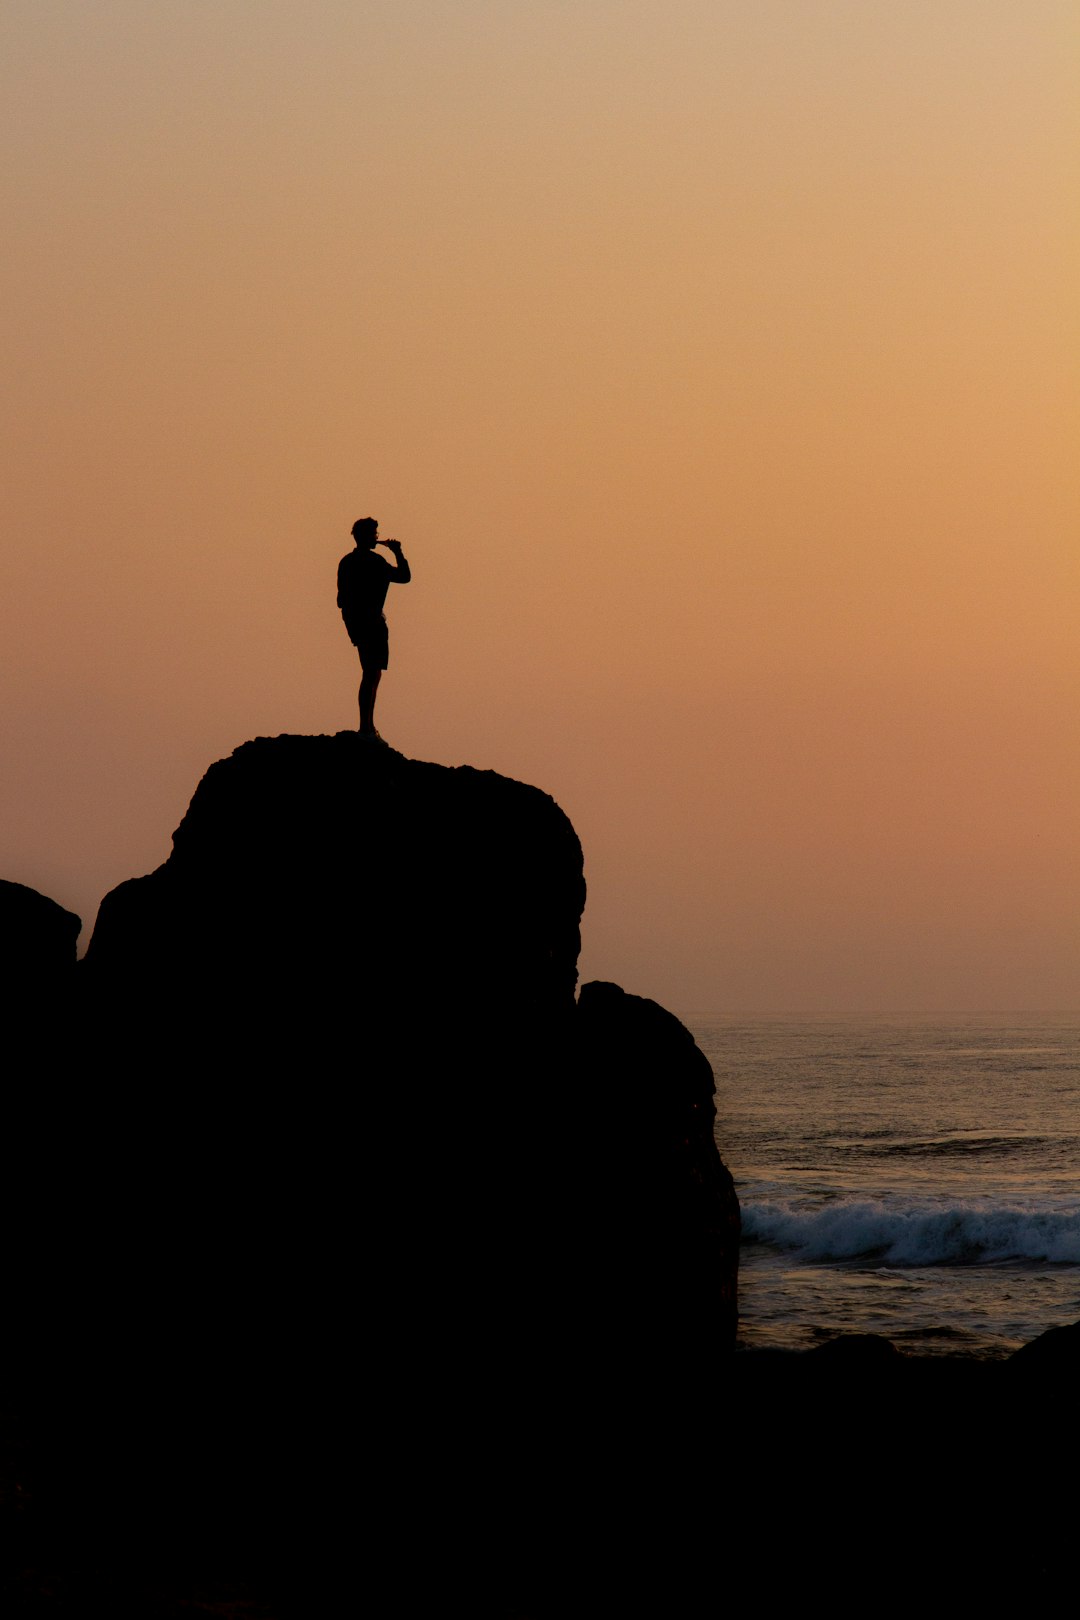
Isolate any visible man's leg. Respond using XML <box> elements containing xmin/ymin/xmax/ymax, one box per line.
<box><xmin>359</xmin><ymin>664</ymin><xmax>382</xmax><ymax>734</ymax></box>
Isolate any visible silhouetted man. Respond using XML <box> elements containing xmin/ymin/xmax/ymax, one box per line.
<box><xmin>337</xmin><ymin>517</ymin><xmax>412</xmax><ymax>736</ymax></box>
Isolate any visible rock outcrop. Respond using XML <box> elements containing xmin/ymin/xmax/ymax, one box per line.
<box><xmin>1009</xmin><ymin>1317</ymin><xmax>1080</xmax><ymax>1368</ymax></box>
<box><xmin>79</xmin><ymin>734</ymin><xmax>738</xmax><ymax>1361</ymax></box>
<box><xmin>9</xmin><ymin>734</ymin><xmax>739</xmax><ymax>1597</ymax></box>
<box><xmin>84</xmin><ymin>732</ymin><xmax>584</xmax><ymax>1049</ymax></box>
<box><xmin>574</xmin><ymin>979</ymin><xmax>740</xmax><ymax>1356</ymax></box>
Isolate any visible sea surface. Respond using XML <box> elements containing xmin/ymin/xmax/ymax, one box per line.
<box><xmin>687</xmin><ymin>1013</ymin><xmax>1080</xmax><ymax>1359</ymax></box>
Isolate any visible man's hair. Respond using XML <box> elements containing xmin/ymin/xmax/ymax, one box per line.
<box><xmin>351</xmin><ymin>517</ymin><xmax>378</xmax><ymax>544</ymax></box>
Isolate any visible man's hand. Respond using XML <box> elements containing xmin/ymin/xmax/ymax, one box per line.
<box><xmin>385</xmin><ymin>538</ymin><xmax>411</xmax><ymax>583</ymax></box>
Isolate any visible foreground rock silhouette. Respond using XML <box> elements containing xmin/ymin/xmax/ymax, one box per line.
<box><xmin>81</xmin><ymin>734</ymin><xmax>739</xmax><ymax>1366</ymax></box>
<box><xmin>3</xmin><ymin>738</ymin><xmax>1077</xmax><ymax>1610</ymax></box>
<box><xmin>9</xmin><ymin>734</ymin><xmax>739</xmax><ymax>1608</ymax></box>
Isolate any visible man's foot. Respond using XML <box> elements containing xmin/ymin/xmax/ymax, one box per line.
<box><xmin>358</xmin><ymin>728</ymin><xmax>383</xmax><ymax>741</ymax></box>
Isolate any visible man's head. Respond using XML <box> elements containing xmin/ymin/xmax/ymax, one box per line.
<box><xmin>351</xmin><ymin>517</ymin><xmax>378</xmax><ymax>547</ymax></box>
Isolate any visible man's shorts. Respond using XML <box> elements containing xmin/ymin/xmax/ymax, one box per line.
<box><xmin>347</xmin><ymin>613</ymin><xmax>389</xmax><ymax>672</ymax></box>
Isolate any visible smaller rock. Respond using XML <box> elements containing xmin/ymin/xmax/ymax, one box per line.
<box><xmin>0</xmin><ymin>878</ymin><xmax>81</xmax><ymax>987</ymax></box>
<box><xmin>1009</xmin><ymin>1318</ymin><xmax>1080</xmax><ymax>1368</ymax></box>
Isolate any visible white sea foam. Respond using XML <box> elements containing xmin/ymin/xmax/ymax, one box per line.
<box><xmin>742</xmin><ymin>1197</ymin><xmax>1080</xmax><ymax>1266</ymax></box>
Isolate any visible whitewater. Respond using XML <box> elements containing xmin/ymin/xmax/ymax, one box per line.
<box><xmin>689</xmin><ymin>1012</ymin><xmax>1080</xmax><ymax>1357</ymax></box>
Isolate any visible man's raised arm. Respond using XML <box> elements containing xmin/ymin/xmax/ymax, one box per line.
<box><xmin>382</xmin><ymin>538</ymin><xmax>411</xmax><ymax>583</ymax></box>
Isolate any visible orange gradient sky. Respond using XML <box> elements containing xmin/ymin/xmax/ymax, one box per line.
<box><xmin>3</xmin><ymin>1</ymin><xmax>1078</xmax><ymax>1011</ymax></box>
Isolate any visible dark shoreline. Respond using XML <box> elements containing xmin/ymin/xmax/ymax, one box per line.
<box><xmin>4</xmin><ymin>1329</ymin><xmax>1076</xmax><ymax>1616</ymax></box>
<box><xmin>3</xmin><ymin>746</ymin><xmax>1074</xmax><ymax>1614</ymax></box>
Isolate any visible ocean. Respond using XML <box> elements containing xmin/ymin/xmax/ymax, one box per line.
<box><xmin>688</xmin><ymin>1012</ymin><xmax>1080</xmax><ymax>1359</ymax></box>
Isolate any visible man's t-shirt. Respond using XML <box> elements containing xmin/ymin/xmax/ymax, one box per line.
<box><xmin>337</xmin><ymin>548</ymin><xmax>392</xmax><ymax>642</ymax></box>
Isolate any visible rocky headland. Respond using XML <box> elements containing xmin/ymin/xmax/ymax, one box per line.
<box><xmin>2</xmin><ymin>736</ymin><xmax>1074</xmax><ymax>1612</ymax></box>
<box><xmin>4</xmin><ymin>734</ymin><xmax>741</xmax><ymax>1612</ymax></box>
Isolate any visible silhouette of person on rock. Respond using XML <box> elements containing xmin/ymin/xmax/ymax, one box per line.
<box><xmin>337</xmin><ymin>517</ymin><xmax>411</xmax><ymax>737</ymax></box>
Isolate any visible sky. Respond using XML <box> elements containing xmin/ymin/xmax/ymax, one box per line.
<box><xmin>3</xmin><ymin>1</ymin><xmax>1078</xmax><ymax>1013</ymax></box>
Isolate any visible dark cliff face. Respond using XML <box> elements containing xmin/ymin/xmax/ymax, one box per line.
<box><xmin>6</xmin><ymin>746</ymin><xmax>1078</xmax><ymax>1607</ymax></box>
<box><xmin>77</xmin><ymin>734</ymin><xmax>739</xmax><ymax>1390</ymax></box>
<box><xmin>78</xmin><ymin>734</ymin><xmax>593</xmax><ymax>1420</ymax></box>
<box><xmin>13</xmin><ymin>735</ymin><xmax>739</xmax><ymax>1592</ymax></box>
<box><xmin>575</xmin><ymin>980</ymin><xmax>740</xmax><ymax>1356</ymax></box>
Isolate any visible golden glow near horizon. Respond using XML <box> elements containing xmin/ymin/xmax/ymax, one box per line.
<box><xmin>3</xmin><ymin>2</ymin><xmax>1078</xmax><ymax>1010</ymax></box>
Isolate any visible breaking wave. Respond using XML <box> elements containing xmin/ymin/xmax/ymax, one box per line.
<box><xmin>742</xmin><ymin>1197</ymin><xmax>1080</xmax><ymax>1267</ymax></box>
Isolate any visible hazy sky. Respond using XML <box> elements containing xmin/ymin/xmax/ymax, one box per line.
<box><xmin>3</xmin><ymin>1</ymin><xmax>1078</xmax><ymax>1011</ymax></box>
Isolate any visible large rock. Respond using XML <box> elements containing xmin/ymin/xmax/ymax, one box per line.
<box><xmin>64</xmin><ymin>735</ymin><xmax>739</xmax><ymax>1588</ymax></box>
<box><xmin>80</xmin><ymin>738</ymin><xmax>584</xmax><ymax>1404</ymax></box>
